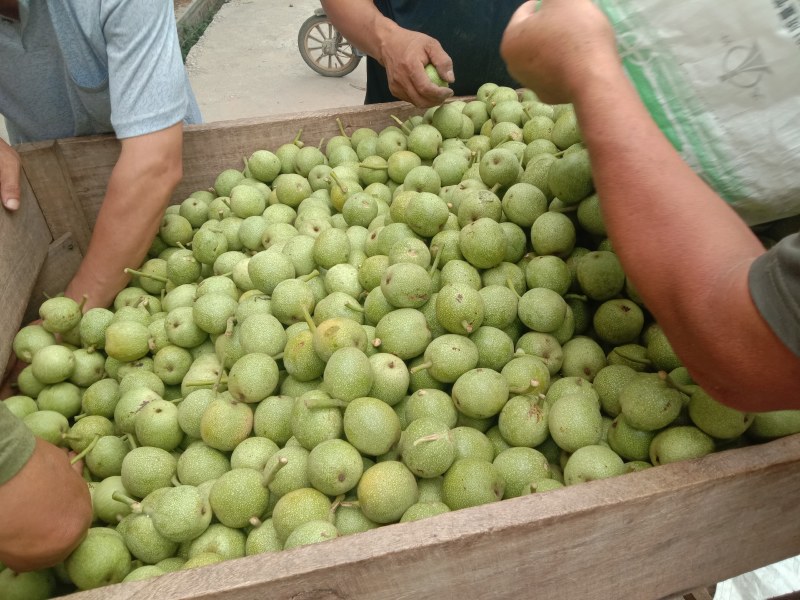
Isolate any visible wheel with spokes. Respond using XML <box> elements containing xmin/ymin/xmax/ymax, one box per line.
<box><xmin>298</xmin><ymin>15</ymin><xmax>362</xmax><ymax>77</ymax></box>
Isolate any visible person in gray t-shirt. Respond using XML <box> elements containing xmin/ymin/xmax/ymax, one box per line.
<box><xmin>749</xmin><ymin>232</ymin><xmax>800</xmax><ymax>359</ymax></box>
<box><xmin>0</xmin><ymin>0</ymin><xmax>201</xmax><ymax>311</ymax></box>
<box><xmin>501</xmin><ymin>1</ymin><xmax>800</xmax><ymax>412</ymax></box>
<box><xmin>0</xmin><ymin>0</ymin><xmax>200</xmax><ymax>572</ymax></box>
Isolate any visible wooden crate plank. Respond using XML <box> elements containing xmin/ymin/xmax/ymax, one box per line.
<box><xmin>12</xmin><ymin>102</ymin><xmax>426</xmax><ymax>251</ymax></box>
<box><xmin>17</xmin><ymin>140</ymin><xmax>93</xmax><ymax>252</ymax></box>
<box><xmin>173</xmin><ymin>102</ymin><xmax>420</xmax><ymax>201</ymax></box>
<box><xmin>60</xmin><ymin>434</ymin><xmax>800</xmax><ymax>600</ymax></box>
<box><xmin>23</xmin><ymin>233</ymin><xmax>83</xmax><ymax>325</ymax></box>
<box><xmin>45</xmin><ymin>134</ymin><xmax>120</xmax><ymax>231</ymax></box>
<box><xmin>0</xmin><ymin>174</ymin><xmax>51</xmax><ymax>372</ymax></box>
<box><xmin>46</xmin><ymin>102</ymin><xmax>422</xmax><ymax>227</ymax></box>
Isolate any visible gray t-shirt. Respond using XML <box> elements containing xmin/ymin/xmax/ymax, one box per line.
<box><xmin>749</xmin><ymin>231</ymin><xmax>800</xmax><ymax>357</ymax></box>
<box><xmin>0</xmin><ymin>0</ymin><xmax>201</xmax><ymax>144</ymax></box>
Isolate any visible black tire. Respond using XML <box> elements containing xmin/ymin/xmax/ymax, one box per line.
<box><xmin>298</xmin><ymin>15</ymin><xmax>361</xmax><ymax>78</ymax></box>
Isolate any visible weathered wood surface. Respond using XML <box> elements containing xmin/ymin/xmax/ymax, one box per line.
<box><xmin>61</xmin><ymin>433</ymin><xmax>800</xmax><ymax>600</ymax></box>
<box><xmin>33</xmin><ymin>133</ymin><xmax>119</xmax><ymax>232</ymax></box>
<box><xmin>22</xmin><ymin>233</ymin><xmax>83</xmax><ymax>325</ymax></box>
<box><xmin>17</xmin><ymin>102</ymin><xmax>423</xmax><ymax>231</ymax></box>
<box><xmin>173</xmin><ymin>103</ymin><xmax>419</xmax><ymax>201</ymax></box>
<box><xmin>0</xmin><ymin>172</ymin><xmax>51</xmax><ymax>372</ymax></box>
<box><xmin>18</xmin><ymin>140</ymin><xmax>93</xmax><ymax>252</ymax></box>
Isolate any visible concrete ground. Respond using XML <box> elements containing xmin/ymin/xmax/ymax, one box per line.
<box><xmin>0</xmin><ymin>0</ymin><xmax>367</xmax><ymax>142</ymax></box>
<box><xmin>185</xmin><ymin>0</ymin><xmax>368</xmax><ymax>123</ymax></box>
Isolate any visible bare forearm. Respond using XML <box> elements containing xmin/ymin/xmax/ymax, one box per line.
<box><xmin>573</xmin><ymin>63</ymin><xmax>800</xmax><ymax>410</ymax></box>
<box><xmin>65</xmin><ymin>124</ymin><xmax>184</xmax><ymax>309</ymax></box>
<box><xmin>320</xmin><ymin>0</ymin><xmax>396</xmax><ymax>64</ymax></box>
<box><xmin>575</xmin><ymin>65</ymin><xmax>761</xmax><ymax>279</ymax></box>
<box><xmin>321</xmin><ymin>0</ymin><xmax>453</xmax><ymax>106</ymax></box>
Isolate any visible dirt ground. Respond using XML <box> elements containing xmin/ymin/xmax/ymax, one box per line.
<box><xmin>174</xmin><ymin>0</ymin><xmax>192</xmax><ymax>16</ymax></box>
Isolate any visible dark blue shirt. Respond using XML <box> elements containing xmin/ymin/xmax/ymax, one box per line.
<box><xmin>366</xmin><ymin>0</ymin><xmax>525</xmax><ymax>103</ymax></box>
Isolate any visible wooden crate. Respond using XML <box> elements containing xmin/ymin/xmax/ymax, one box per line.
<box><xmin>2</xmin><ymin>102</ymin><xmax>799</xmax><ymax>600</ymax></box>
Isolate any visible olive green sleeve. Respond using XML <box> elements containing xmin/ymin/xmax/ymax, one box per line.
<box><xmin>0</xmin><ymin>401</ymin><xmax>36</xmax><ymax>485</ymax></box>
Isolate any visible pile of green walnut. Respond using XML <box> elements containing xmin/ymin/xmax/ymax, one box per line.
<box><xmin>3</xmin><ymin>82</ymin><xmax>800</xmax><ymax>599</ymax></box>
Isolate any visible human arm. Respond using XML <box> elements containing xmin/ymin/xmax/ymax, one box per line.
<box><xmin>500</xmin><ymin>0</ymin><xmax>800</xmax><ymax>411</ymax></box>
<box><xmin>64</xmin><ymin>0</ymin><xmax>195</xmax><ymax>309</ymax></box>
<box><xmin>63</xmin><ymin>123</ymin><xmax>183</xmax><ymax>310</ymax></box>
<box><xmin>0</xmin><ymin>131</ymin><xmax>182</xmax><ymax>382</ymax></box>
<box><xmin>0</xmin><ymin>405</ymin><xmax>92</xmax><ymax>572</ymax></box>
<box><xmin>0</xmin><ymin>138</ymin><xmax>21</xmax><ymax>211</ymax></box>
<box><xmin>320</xmin><ymin>0</ymin><xmax>454</xmax><ymax>107</ymax></box>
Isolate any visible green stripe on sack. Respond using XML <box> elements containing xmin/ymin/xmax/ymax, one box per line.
<box><xmin>599</xmin><ymin>1</ymin><xmax>685</xmax><ymax>152</ymax></box>
<box><xmin>598</xmin><ymin>0</ymin><xmax>745</xmax><ymax>203</ymax></box>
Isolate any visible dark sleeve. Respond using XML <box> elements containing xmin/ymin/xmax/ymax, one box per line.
<box><xmin>363</xmin><ymin>0</ymin><xmax>524</xmax><ymax>104</ymax></box>
<box><xmin>365</xmin><ymin>56</ymin><xmax>397</xmax><ymax>104</ymax></box>
<box><xmin>364</xmin><ymin>0</ymin><xmax>400</xmax><ymax>104</ymax></box>
<box><xmin>0</xmin><ymin>401</ymin><xmax>37</xmax><ymax>485</ymax></box>
<box><xmin>749</xmin><ymin>231</ymin><xmax>800</xmax><ymax>357</ymax></box>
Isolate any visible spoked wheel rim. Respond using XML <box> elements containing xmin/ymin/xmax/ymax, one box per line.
<box><xmin>299</xmin><ymin>17</ymin><xmax>360</xmax><ymax>77</ymax></box>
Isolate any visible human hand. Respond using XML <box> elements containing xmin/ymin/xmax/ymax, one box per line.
<box><xmin>0</xmin><ymin>439</ymin><xmax>93</xmax><ymax>572</ymax></box>
<box><xmin>379</xmin><ymin>26</ymin><xmax>455</xmax><ymax>107</ymax></box>
<box><xmin>500</xmin><ymin>0</ymin><xmax>619</xmax><ymax>105</ymax></box>
<box><xmin>0</xmin><ymin>138</ymin><xmax>21</xmax><ymax>211</ymax></box>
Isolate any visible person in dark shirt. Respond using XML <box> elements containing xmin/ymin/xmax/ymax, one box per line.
<box><xmin>320</xmin><ymin>0</ymin><xmax>525</xmax><ymax>107</ymax></box>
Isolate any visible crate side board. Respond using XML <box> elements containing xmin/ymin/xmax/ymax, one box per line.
<box><xmin>174</xmin><ymin>102</ymin><xmax>421</xmax><ymax>202</ymax></box>
<box><xmin>0</xmin><ymin>174</ymin><xmax>52</xmax><ymax>371</ymax></box>
<box><xmin>46</xmin><ymin>135</ymin><xmax>118</xmax><ymax>234</ymax></box>
<box><xmin>18</xmin><ymin>140</ymin><xmax>93</xmax><ymax>252</ymax></box>
<box><xmin>23</xmin><ymin>102</ymin><xmax>421</xmax><ymax>232</ymax></box>
<box><xmin>62</xmin><ymin>434</ymin><xmax>800</xmax><ymax>600</ymax></box>
<box><xmin>22</xmin><ymin>233</ymin><xmax>83</xmax><ymax>326</ymax></box>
